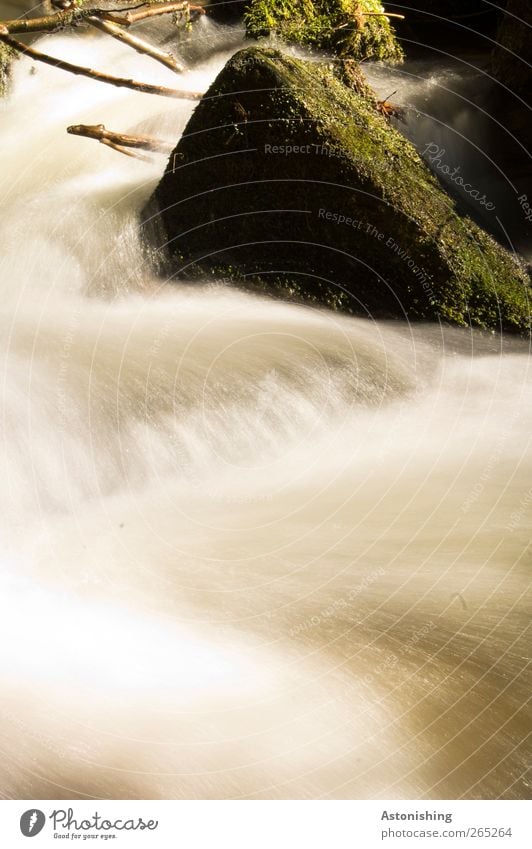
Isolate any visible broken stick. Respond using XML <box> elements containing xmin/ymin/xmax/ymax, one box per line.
<box><xmin>67</xmin><ymin>123</ymin><xmax>174</xmax><ymax>153</ymax></box>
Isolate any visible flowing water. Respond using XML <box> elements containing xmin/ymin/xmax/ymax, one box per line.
<box><xmin>0</xmin><ymin>20</ymin><xmax>530</xmax><ymax>800</ymax></box>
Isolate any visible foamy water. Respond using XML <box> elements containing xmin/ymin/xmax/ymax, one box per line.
<box><xmin>0</xmin><ymin>19</ymin><xmax>530</xmax><ymax>800</ymax></box>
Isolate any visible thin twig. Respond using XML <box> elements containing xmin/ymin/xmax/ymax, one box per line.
<box><xmin>335</xmin><ymin>13</ymin><xmax>403</xmax><ymax>32</ymax></box>
<box><xmin>67</xmin><ymin>122</ymin><xmax>174</xmax><ymax>152</ymax></box>
<box><xmin>0</xmin><ymin>32</ymin><xmax>202</xmax><ymax>99</ymax></box>
<box><xmin>112</xmin><ymin>2</ymin><xmax>205</xmax><ymax>25</ymax></box>
<box><xmin>362</xmin><ymin>12</ymin><xmax>405</xmax><ymax>19</ymax></box>
<box><xmin>87</xmin><ymin>15</ymin><xmax>184</xmax><ymax>73</ymax></box>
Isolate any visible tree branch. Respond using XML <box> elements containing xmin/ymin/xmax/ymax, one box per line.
<box><xmin>0</xmin><ymin>1</ymin><xmax>200</xmax><ymax>35</ymax></box>
<box><xmin>0</xmin><ymin>7</ymin><xmax>81</xmax><ymax>35</ymax></box>
<box><xmin>109</xmin><ymin>2</ymin><xmax>205</xmax><ymax>25</ymax></box>
<box><xmin>67</xmin><ymin>122</ymin><xmax>174</xmax><ymax>152</ymax></box>
<box><xmin>0</xmin><ymin>31</ymin><xmax>202</xmax><ymax>99</ymax></box>
<box><xmin>87</xmin><ymin>15</ymin><xmax>184</xmax><ymax>73</ymax></box>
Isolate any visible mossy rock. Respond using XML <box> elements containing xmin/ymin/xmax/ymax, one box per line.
<box><xmin>334</xmin><ymin>57</ymin><xmax>377</xmax><ymax>100</ymax></box>
<box><xmin>149</xmin><ymin>47</ymin><xmax>530</xmax><ymax>333</ymax></box>
<box><xmin>0</xmin><ymin>42</ymin><xmax>16</xmax><ymax>98</ymax></box>
<box><xmin>245</xmin><ymin>0</ymin><xmax>403</xmax><ymax>62</ymax></box>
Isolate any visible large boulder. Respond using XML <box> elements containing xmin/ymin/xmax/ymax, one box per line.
<box><xmin>148</xmin><ymin>47</ymin><xmax>530</xmax><ymax>332</ymax></box>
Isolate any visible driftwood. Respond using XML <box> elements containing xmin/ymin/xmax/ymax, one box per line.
<box><xmin>0</xmin><ymin>31</ymin><xmax>202</xmax><ymax>99</ymax></box>
<box><xmin>67</xmin><ymin>122</ymin><xmax>174</xmax><ymax>153</ymax></box>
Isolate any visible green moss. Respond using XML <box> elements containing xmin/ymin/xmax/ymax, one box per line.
<box><xmin>151</xmin><ymin>47</ymin><xmax>530</xmax><ymax>334</ymax></box>
<box><xmin>245</xmin><ymin>0</ymin><xmax>403</xmax><ymax>62</ymax></box>
<box><xmin>0</xmin><ymin>42</ymin><xmax>16</xmax><ymax>99</ymax></box>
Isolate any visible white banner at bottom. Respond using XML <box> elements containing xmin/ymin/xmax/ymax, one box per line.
<box><xmin>1</xmin><ymin>800</ymin><xmax>530</xmax><ymax>849</ymax></box>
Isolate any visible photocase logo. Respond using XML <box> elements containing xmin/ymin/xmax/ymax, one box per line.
<box><xmin>20</xmin><ymin>810</ymin><xmax>46</xmax><ymax>837</ymax></box>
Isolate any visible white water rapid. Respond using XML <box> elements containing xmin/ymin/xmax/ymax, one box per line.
<box><xmin>0</xmin><ymin>19</ymin><xmax>530</xmax><ymax>800</ymax></box>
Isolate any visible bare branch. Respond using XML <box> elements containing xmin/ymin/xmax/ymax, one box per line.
<box><xmin>0</xmin><ymin>8</ymin><xmax>80</xmax><ymax>35</ymax></box>
<box><xmin>87</xmin><ymin>15</ymin><xmax>184</xmax><ymax>74</ymax></box>
<box><xmin>67</xmin><ymin>122</ymin><xmax>174</xmax><ymax>152</ymax></box>
<box><xmin>112</xmin><ymin>2</ymin><xmax>205</xmax><ymax>25</ymax></box>
<box><xmin>0</xmin><ymin>1</ymin><xmax>199</xmax><ymax>35</ymax></box>
<box><xmin>0</xmin><ymin>32</ymin><xmax>202</xmax><ymax>99</ymax></box>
